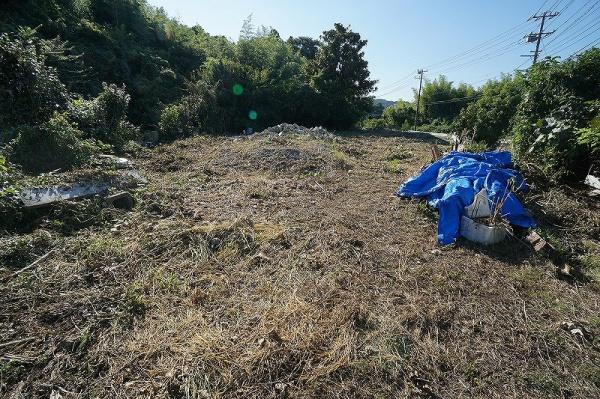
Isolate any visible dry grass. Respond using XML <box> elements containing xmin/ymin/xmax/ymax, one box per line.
<box><xmin>1</xmin><ymin>132</ymin><xmax>600</xmax><ymax>398</ymax></box>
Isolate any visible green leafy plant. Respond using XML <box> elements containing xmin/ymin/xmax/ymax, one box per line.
<box><xmin>8</xmin><ymin>113</ymin><xmax>98</xmax><ymax>173</ymax></box>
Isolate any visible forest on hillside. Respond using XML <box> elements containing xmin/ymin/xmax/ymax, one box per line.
<box><xmin>0</xmin><ymin>0</ymin><xmax>374</xmax><ymax>173</ymax></box>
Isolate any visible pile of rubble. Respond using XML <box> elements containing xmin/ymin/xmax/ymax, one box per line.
<box><xmin>257</xmin><ymin>123</ymin><xmax>332</xmax><ymax>138</ymax></box>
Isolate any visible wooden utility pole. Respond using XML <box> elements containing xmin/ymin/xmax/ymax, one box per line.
<box><xmin>414</xmin><ymin>69</ymin><xmax>426</xmax><ymax>131</ymax></box>
<box><xmin>523</xmin><ymin>11</ymin><xmax>559</xmax><ymax>64</ymax></box>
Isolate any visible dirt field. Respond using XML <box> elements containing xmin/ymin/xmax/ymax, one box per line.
<box><xmin>1</xmin><ymin>131</ymin><xmax>600</xmax><ymax>398</ymax></box>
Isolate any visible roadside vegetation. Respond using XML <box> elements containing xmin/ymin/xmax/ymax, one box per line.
<box><xmin>363</xmin><ymin>49</ymin><xmax>600</xmax><ymax>181</ymax></box>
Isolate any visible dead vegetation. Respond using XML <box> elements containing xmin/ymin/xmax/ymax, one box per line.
<box><xmin>1</xmin><ymin>132</ymin><xmax>600</xmax><ymax>398</ymax></box>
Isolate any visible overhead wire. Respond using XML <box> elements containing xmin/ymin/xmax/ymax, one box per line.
<box><xmin>377</xmin><ymin>1</ymin><xmax>559</xmax><ymax>98</ymax></box>
<box><xmin>544</xmin><ymin>0</ymin><xmax>600</xmax><ymax>47</ymax></box>
<box><xmin>546</xmin><ymin>17</ymin><xmax>600</xmax><ymax>52</ymax></box>
<box><xmin>551</xmin><ymin>23</ymin><xmax>600</xmax><ymax>53</ymax></box>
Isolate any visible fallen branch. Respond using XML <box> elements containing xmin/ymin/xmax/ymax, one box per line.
<box><xmin>11</xmin><ymin>250</ymin><xmax>55</xmax><ymax>278</ymax></box>
<box><xmin>0</xmin><ymin>337</ymin><xmax>35</xmax><ymax>349</ymax></box>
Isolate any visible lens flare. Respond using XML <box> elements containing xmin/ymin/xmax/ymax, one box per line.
<box><xmin>248</xmin><ymin>110</ymin><xmax>258</xmax><ymax>120</ymax></box>
<box><xmin>232</xmin><ymin>84</ymin><xmax>244</xmax><ymax>96</ymax></box>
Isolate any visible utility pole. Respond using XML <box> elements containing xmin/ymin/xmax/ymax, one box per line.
<box><xmin>522</xmin><ymin>11</ymin><xmax>559</xmax><ymax>64</ymax></box>
<box><xmin>414</xmin><ymin>69</ymin><xmax>426</xmax><ymax>131</ymax></box>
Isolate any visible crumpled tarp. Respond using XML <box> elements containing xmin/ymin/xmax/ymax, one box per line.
<box><xmin>396</xmin><ymin>151</ymin><xmax>536</xmax><ymax>245</ymax></box>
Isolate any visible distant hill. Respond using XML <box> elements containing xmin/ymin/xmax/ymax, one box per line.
<box><xmin>373</xmin><ymin>99</ymin><xmax>396</xmax><ymax>108</ymax></box>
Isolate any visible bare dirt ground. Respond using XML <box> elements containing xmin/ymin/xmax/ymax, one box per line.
<box><xmin>1</xmin><ymin>131</ymin><xmax>600</xmax><ymax>398</ymax></box>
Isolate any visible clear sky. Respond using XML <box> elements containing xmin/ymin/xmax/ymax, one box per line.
<box><xmin>146</xmin><ymin>0</ymin><xmax>600</xmax><ymax>101</ymax></box>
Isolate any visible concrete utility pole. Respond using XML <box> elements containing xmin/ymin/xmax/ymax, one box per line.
<box><xmin>523</xmin><ymin>11</ymin><xmax>559</xmax><ymax>64</ymax></box>
<box><xmin>414</xmin><ymin>69</ymin><xmax>426</xmax><ymax>131</ymax></box>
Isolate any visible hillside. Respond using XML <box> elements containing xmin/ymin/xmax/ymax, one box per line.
<box><xmin>374</xmin><ymin>99</ymin><xmax>396</xmax><ymax>108</ymax></box>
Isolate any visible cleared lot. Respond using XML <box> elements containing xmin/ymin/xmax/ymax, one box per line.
<box><xmin>1</xmin><ymin>132</ymin><xmax>600</xmax><ymax>398</ymax></box>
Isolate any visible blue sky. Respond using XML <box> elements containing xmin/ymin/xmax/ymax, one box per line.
<box><xmin>146</xmin><ymin>0</ymin><xmax>600</xmax><ymax>101</ymax></box>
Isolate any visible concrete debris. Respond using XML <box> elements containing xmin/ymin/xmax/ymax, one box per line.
<box><xmin>258</xmin><ymin>123</ymin><xmax>331</xmax><ymax>137</ymax></box>
<box><xmin>20</xmin><ymin>170</ymin><xmax>146</xmax><ymax>208</ymax></box>
<box><xmin>98</xmin><ymin>154</ymin><xmax>133</xmax><ymax>169</ymax></box>
<box><xmin>585</xmin><ymin>174</ymin><xmax>600</xmax><ymax>190</ymax></box>
<box><xmin>585</xmin><ymin>175</ymin><xmax>600</xmax><ymax>197</ymax></box>
<box><xmin>561</xmin><ymin>321</ymin><xmax>592</xmax><ymax>341</ymax></box>
<box><xmin>524</xmin><ymin>231</ymin><xmax>552</xmax><ymax>253</ymax></box>
<box><xmin>20</xmin><ymin>181</ymin><xmax>111</xmax><ymax>208</ymax></box>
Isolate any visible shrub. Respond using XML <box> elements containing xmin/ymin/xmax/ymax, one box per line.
<box><xmin>577</xmin><ymin>100</ymin><xmax>600</xmax><ymax>157</ymax></box>
<box><xmin>159</xmin><ymin>80</ymin><xmax>220</xmax><ymax>139</ymax></box>
<box><xmin>382</xmin><ymin>101</ymin><xmax>414</xmax><ymax>129</ymax></box>
<box><xmin>417</xmin><ymin>119</ymin><xmax>454</xmax><ymax>133</ymax></box>
<box><xmin>512</xmin><ymin>49</ymin><xmax>600</xmax><ymax>180</ymax></box>
<box><xmin>358</xmin><ymin>118</ymin><xmax>387</xmax><ymax>130</ymax></box>
<box><xmin>0</xmin><ymin>29</ymin><xmax>70</xmax><ymax>129</ymax></box>
<box><xmin>457</xmin><ymin>75</ymin><xmax>523</xmax><ymax>145</ymax></box>
<box><xmin>9</xmin><ymin>113</ymin><xmax>98</xmax><ymax>173</ymax></box>
<box><xmin>70</xmin><ymin>83</ymin><xmax>140</xmax><ymax>149</ymax></box>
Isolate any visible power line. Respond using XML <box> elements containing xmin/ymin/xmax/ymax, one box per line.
<box><xmin>551</xmin><ymin>23</ymin><xmax>600</xmax><ymax>53</ymax></box>
<box><xmin>426</xmin><ymin>94</ymin><xmax>482</xmax><ymax>105</ymax></box>
<box><xmin>544</xmin><ymin>0</ymin><xmax>599</xmax><ymax>47</ymax></box>
<box><xmin>571</xmin><ymin>37</ymin><xmax>600</xmax><ymax>54</ymax></box>
<box><xmin>377</xmin><ymin>16</ymin><xmax>534</xmax><ymax>94</ymax></box>
<box><xmin>378</xmin><ymin>1</ymin><xmax>550</xmax><ymax>98</ymax></box>
<box><xmin>546</xmin><ymin>18</ymin><xmax>600</xmax><ymax>52</ymax></box>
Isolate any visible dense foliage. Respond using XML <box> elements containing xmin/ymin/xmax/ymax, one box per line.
<box><xmin>512</xmin><ymin>49</ymin><xmax>600</xmax><ymax>180</ymax></box>
<box><xmin>457</xmin><ymin>74</ymin><xmax>524</xmax><ymax>145</ymax></box>
<box><xmin>418</xmin><ymin>75</ymin><xmax>476</xmax><ymax>122</ymax></box>
<box><xmin>0</xmin><ymin>0</ymin><xmax>376</xmax><ymax>174</ymax></box>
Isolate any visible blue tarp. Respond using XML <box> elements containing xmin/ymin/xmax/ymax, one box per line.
<box><xmin>396</xmin><ymin>151</ymin><xmax>536</xmax><ymax>245</ymax></box>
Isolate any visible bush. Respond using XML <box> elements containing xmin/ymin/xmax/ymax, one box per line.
<box><xmin>70</xmin><ymin>83</ymin><xmax>140</xmax><ymax>149</ymax></box>
<box><xmin>0</xmin><ymin>29</ymin><xmax>70</xmax><ymax>129</ymax></box>
<box><xmin>417</xmin><ymin>119</ymin><xmax>454</xmax><ymax>133</ymax></box>
<box><xmin>358</xmin><ymin>118</ymin><xmax>387</xmax><ymax>130</ymax></box>
<box><xmin>512</xmin><ymin>49</ymin><xmax>600</xmax><ymax>180</ymax></box>
<box><xmin>9</xmin><ymin>113</ymin><xmax>98</xmax><ymax>173</ymax></box>
<box><xmin>382</xmin><ymin>101</ymin><xmax>414</xmax><ymax>129</ymax></box>
<box><xmin>457</xmin><ymin>75</ymin><xmax>523</xmax><ymax>145</ymax></box>
<box><xmin>577</xmin><ymin>100</ymin><xmax>600</xmax><ymax>157</ymax></box>
<box><xmin>159</xmin><ymin>80</ymin><xmax>220</xmax><ymax>139</ymax></box>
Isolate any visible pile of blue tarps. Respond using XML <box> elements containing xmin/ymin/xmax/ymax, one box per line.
<box><xmin>396</xmin><ymin>151</ymin><xmax>536</xmax><ymax>245</ymax></box>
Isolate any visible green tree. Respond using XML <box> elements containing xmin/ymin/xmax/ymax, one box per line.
<box><xmin>457</xmin><ymin>74</ymin><xmax>523</xmax><ymax>145</ymax></box>
<box><xmin>513</xmin><ymin>48</ymin><xmax>600</xmax><ymax>180</ymax></box>
<box><xmin>311</xmin><ymin>23</ymin><xmax>376</xmax><ymax>129</ymax></box>
<box><xmin>418</xmin><ymin>75</ymin><xmax>476</xmax><ymax>123</ymax></box>
<box><xmin>287</xmin><ymin>36</ymin><xmax>320</xmax><ymax>60</ymax></box>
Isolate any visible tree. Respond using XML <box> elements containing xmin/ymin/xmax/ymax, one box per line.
<box><xmin>382</xmin><ymin>100</ymin><xmax>414</xmax><ymax>128</ymax></box>
<box><xmin>311</xmin><ymin>23</ymin><xmax>376</xmax><ymax>129</ymax></box>
<box><xmin>512</xmin><ymin>48</ymin><xmax>600</xmax><ymax>180</ymax></box>
<box><xmin>418</xmin><ymin>75</ymin><xmax>476</xmax><ymax>122</ymax></box>
<box><xmin>287</xmin><ymin>36</ymin><xmax>320</xmax><ymax>60</ymax></box>
<box><xmin>457</xmin><ymin>74</ymin><xmax>523</xmax><ymax>145</ymax></box>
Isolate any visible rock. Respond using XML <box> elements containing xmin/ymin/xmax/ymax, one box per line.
<box><xmin>104</xmin><ymin>192</ymin><xmax>135</xmax><ymax>210</ymax></box>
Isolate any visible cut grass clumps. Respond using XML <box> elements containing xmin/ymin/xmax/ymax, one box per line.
<box><xmin>0</xmin><ymin>229</ymin><xmax>53</xmax><ymax>270</ymax></box>
<box><xmin>384</xmin><ymin>146</ymin><xmax>413</xmax><ymax>173</ymax></box>
<box><xmin>8</xmin><ymin>113</ymin><xmax>99</xmax><ymax>174</ymax></box>
<box><xmin>331</xmin><ymin>148</ymin><xmax>354</xmax><ymax>170</ymax></box>
<box><xmin>581</xmin><ymin>254</ymin><xmax>600</xmax><ymax>290</ymax></box>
